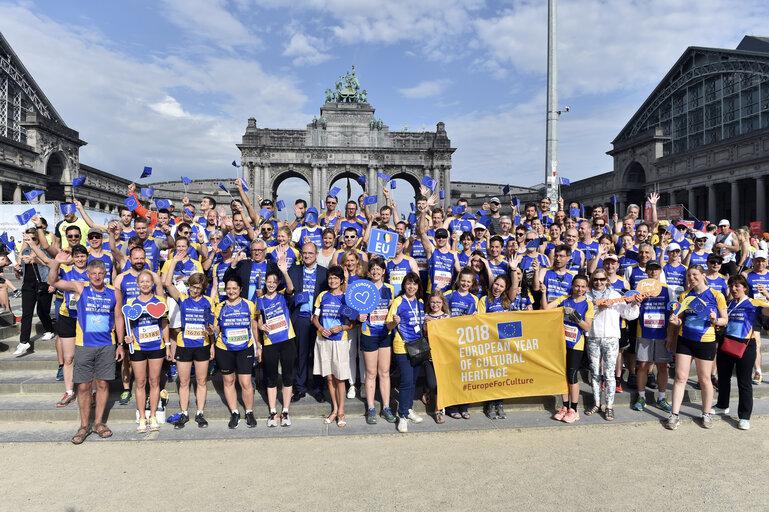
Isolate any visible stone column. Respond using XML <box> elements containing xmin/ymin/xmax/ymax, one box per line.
<box><xmin>311</xmin><ymin>165</ymin><xmax>320</xmax><ymax>208</ymax></box>
<box><xmin>708</xmin><ymin>184</ymin><xmax>717</xmax><ymax>222</ymax></box>
<box><xmin>13</xmin><ymin>185</ymin><xmax>21</xmax><ymax>203</ymax></box>
<box><xmin>252</xmin><ymin>164</ymin><xmax>262</xmax><ymax>207</ymax></box>
<box><xmin>443</xmin><ymin>166</ymin><xmax>451</xmax><ymax>209</ymax></box>
<box><xmin>321</xmin><ymin>166</ymin><xmax>328</xmax><ymax>202</ymax></box>
<box><xmin>756</xmin><ymin>176</ymin><xmax>766</xmax><ymax>230</ymax></box>
<box><xmin>731</xmin><ymin>180</ymin><xmax>740</xmax><ymax>227</ymax></box>
<box><xmin>39</xmin><ymin>192</ymin><xmax>45</xmax><ymax>203</ymax></box>
<box><xmin>0</xmin><ymin>182</ymin><xmax>3</xmax><ymax>202</ymax></box>
<box><xmin>263</xmin><ymin>165</ymin><xmax>272</xmax><ymax>202</ymax></box>
<box><xmin>688</xmin><ymin>188</ymin><xmax>696</xmax><ymax>219</ymax></box>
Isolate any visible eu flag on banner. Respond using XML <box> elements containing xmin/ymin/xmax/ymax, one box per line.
<box><xmin>569</xmin><ymin>206</ymin><xmax>580</xmax><ymax>218</ymax></box>
<box><xmin>218</xmin><ymin>234</ymin><xmax>234</xmax><ymax>251</ymax></box>
<box><xmin>611</xmin><ymin>194</ymin><xmax>617</xmax><ymax>204</ymax></box>
<box><xmin>239</xmin><ymin>178</ymin><xmax>249</xmax><ymax>192</ymax></box>
<box><xmin>184</xmin><ymin>208</ymin><xmax>194</xmax><ymax>217</ymax></box>
<box><xmin>452</xmin><ymin>205</ymin><xmax>466</xmax><ymax>215</ymax></box>
<box><xmin>141</xmin><ymin>187</ymin><xmax>154</xmax><ymax>198</ymax></box>
<box><xmin>356</xmin><ymin>175</ymin><xmax>366</xmax><ymax>186</ymax></box>
<box><xmin>259</xmin><ymin>208</ymin><xmax>273</xmax><ymax>220</ymax></box>
<box><xmin>218</xmin><ymin>182</ymin><xmax>229</xmax><ymax>194</ymax></box>
<box><xmin>526</xmin><ymin>238</ymin><xmax>539</xmax><ymax>250</ymax></box>
<box><xmin>478</xmin><ymin>215</ymin><xmax>492</xmax><ymax>228</ymax></box>
<box><xmin>24</xmin><ymin>190</ymin><xmax>44</xmax><ymax>202</ymax></box>
<box><xmin>15</xmin><ymin>208</ymin><xmax>36</xmax><ymax>225</ymax></box>
<box><xmin>125</xmin><ymin>196</ymin><xmax>140</xmax><ymax>211</ymax></box>
<box><xmin>181</xmin><ymin>176</ymin><xmax>192</xmax><ymax>186</ymax></box>
<box><xmin>140</xmin><ymin>166</ymin><xmax>152</xmax><ymax>179</ymax></box>
<box><xmin>276</xmin><ymin>200</ymin><xmax>285</xmax><ymax>211</ymax></box>
<box><xmin>407</xmin><ymin>213</ymin><xmax>417</xmax><ymax>225</ymax></box>
<box><xmin>512</xmin><ymin>197</ymin><xmax>520</xmax><ymax>207</ymax></box>
<box><xmin>155</xmin><ymin>199</ymin><xmax>171</xmax><ymax>209</ymax></box>
<box><xmin>497</xmin><ymin>320</ymin><xmax>522</xmax><ymax>340</ymax></box>
<box><xmin>390</xmin><ymin>181</ymin><xmax>396</xmax><ymax>189</ymax></box>
<box><xmin>558</xmin><ymin>177</ymin><xmax>570</xmax><ymax>186</ymax></box>
<box><xmin>377</xmin><ymin>172</ymin><xmax>390</xmax><ymax>182</ymax></box>
<box><xmin>232</xmin><ymin>160</ymin><xmax>240</xmax><ymax>168</ymax></box>
<box><xmin>363</xmin><ymin>195</ymin><xmax>377</xmax><ymax>206</ymax></box>
<box><xmin>72</xmin><ymin>176</ymin><xmax>86</xmax><ymax>188</ymax></box>
<box><xmin>410</xmin><ymin>202</ymin><xmax>415</xmax><ymax>212</ymax></box>
<box><xmin>328</xmin><ymin>186</ymin><xmax>341</xmax><ymax>198</ymax></box>
<box><xmin>421</xmin><ymin>176</ymin><xmax>437</xmax><ymax>191</ymax></box>
<box><xmin>667</xmin><ymin>224</ymin><xmax>685</xmax><ymax>242</ymax></box>
<box><xmin>502</xmin><ymin>185</ymin><xmax>511</xmax><ymax>196</ymax></box>
<box><xmin>60</xmin><ymin>203</ymin><xmax>77</xmax><ymax>215</ymax></box>
<box><xmin>694</xmin><ymin>221</ymin><xmax>706</xmax><ymax>231</ymax></box>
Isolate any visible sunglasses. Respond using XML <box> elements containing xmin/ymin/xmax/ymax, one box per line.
<box><xmin>435</xmin><ymin>235</ymin><xmax>448</xmax><ymax>240</ymax></box>
<box><xmin>595</xmin><ymin>224</ymin><xmax>605</xmax><ymax>227</ymax></box>
<box><xmin>66</xmin><ymin>235</ymin><xmax>80</xmax><ymax>239</ymax></box>
<box><xmin>344</xmin><ymin>235</ymin><xmax>357</xmax><ymax>239</ymax></box>
<box><xmin>593</xmin><ymin>277</ymin><xmax>607</xmax><ymax>281</ymax></box>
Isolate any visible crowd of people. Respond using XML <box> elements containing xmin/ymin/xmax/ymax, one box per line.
<box><xmin>1</xmin><ymin>178</ymin><xmax>768</xmax><ymax>444</ymax></box>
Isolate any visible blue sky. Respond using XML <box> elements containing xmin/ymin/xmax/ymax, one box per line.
<box><xmin>3</xmin><ymin>0</ymin><xmax>768</xmax><ymax>212</ymax></box>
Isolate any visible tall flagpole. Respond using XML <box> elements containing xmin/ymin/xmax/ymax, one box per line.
<box><xmin>545</xmin><ymin>0</ymin><xmax>559</xmax><ymax>214</ymax></box>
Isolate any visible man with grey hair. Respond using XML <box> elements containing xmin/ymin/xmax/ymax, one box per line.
<box><xmin>224</xmin><ymin>237</ymin><xmax>279</xmax><ymax>300</ymax></box>
<box><xmin>48</xmin><ymin>255</ymin><xmax>125</xmax><ymax>444</ymax></box>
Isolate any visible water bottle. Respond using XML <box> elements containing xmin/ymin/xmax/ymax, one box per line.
<box><xmin>159</xmin><ymin>389</ymin><xmax>168</xmax><ymax>411</ymax></box>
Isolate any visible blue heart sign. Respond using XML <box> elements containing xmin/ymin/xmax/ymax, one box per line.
<box><xmin>344</xmin><ymin>280</ymin><xmax>379</xmax><ymax>315</ymax></box>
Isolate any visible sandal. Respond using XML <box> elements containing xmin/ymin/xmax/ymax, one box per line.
<box><xmin>461</xmin><ymin>411</ymin><xmax>471</xmax><ymax>420</ymax></box>
<box><xmin>434</xmin><ymin>410</ymin><xmax>445</xmax><ymax>424</ymax></box>
<box><xmin>71</xmin><ymin>425</ymin><xmax>91</xmax><ymax>445</ymax></box>
<box><xmin>585</xmin><ymin>405</ymin><xmax>601</xmax><ymax>416</ymax></box>
<box><xmin>323</xmin><ymin>413</ymin><xmax>337</xmax><ymax>425</ymax></box>
<box><xmin>449</xmin><ymin>411</ymin><xmax>462</xmax><ymax>420</ymax></box>
<box><xmin>337</xmin><ymin>414</ymin><xmax>346</xmax><ymax>428</ymax></box>
<box><xmin>605</xmin><ymin>408</ymin><xmax>615</xmax><ymax>421</ymax></box>
<box><xmin>93</xmin><ymin>422</ymin><xmax>113</xmax><ymax>438</ymax></box>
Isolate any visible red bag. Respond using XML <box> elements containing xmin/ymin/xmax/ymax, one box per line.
<box><xmin>720</xmin><ymin>336</ymin><xmax>749</xmax><ymax>359</ymax></box>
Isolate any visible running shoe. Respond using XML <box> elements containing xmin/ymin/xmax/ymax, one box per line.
<box><xmin>168</xmin><ymin>364</ymin><xmax>177</xmax><ymax>379</ymax></box>
<box><xmin>11</xmin><ymin>289</ymin><xmax>22</xmax><ymax>298</ymax></box>
<box><xmin>701</xmin><ymin>413</ymin><xmax>713</xmax><ymax>429</ymax></box>
<box><xmin>119</xmin><ymin>390</ymin><xmax>131</xmax><ymax>405</ymax></box>
<box><xmin>654</xmin><ymin>398</ymin><xmax>672</xmax><ymax>413</ymax></box>
<box><xmin>664</xmin><ymin>414</ymin><xmax>680</xmax><ymax>431</ymax></box>
<box><xmin>407</xmin><ymin>409</ymin><xmax>423</xmax><ymax>423</ymax></box>
<box><xmin>12</xmin><ymin>342</ymin><xmax>30</xmax><ymax>356</ymax></box>
<box><xmin>245</xmin><ymin>411</ymin><xmax>257</xmax><ymax>428</ymax></box>
<box><xmin>397</xmin><ymin>417</ymin><xmax>408</xmax><ymax>433</ymax></box>
<box><xmin>137</xmin><ymin>418</ymin><xmax>148</xmax><ymax>433</ymax></box>
<box><xmin>41</xmin><ymin>331</ymin><xmax>55</xmax><ymax>341</ymax></box>
<box><xmin>380</xmin><ymin>407</ymin><xmax>397</xmax><ymax>423</ymax></box>
<box><xmin>752</xmin><ymin>371</ymin><xmax>762</xmax><ymax>385</ymax></box>
<box><xmin>738</xmin><ymin>419</ymin><xmax>750</xmax><ymax>430</ymax></box>
<box><xmin>346</xmin><ymin>385</ymin><xmax>356</xmax><ymax>399</ymax></box>
<box><xmin>485</xmin><ymin>403</ymin><xmax>495</xmax><ymax>419</ymax></box>
<box><xmin>615</xmin><ymin>378</ymin><xmax>623</xmax><ymax>393</ymax></box>
<box><xmin>280</xmin><ymin>411</ymin><xmax>291</xmax><ymax>427</ymax></box>
<box><xmin>149</xmin><ymin>416</ymin><xmax>160</xmax><ymax>431</ymax></box>
<box><xmin>553</xmin><ymin>405</ymin><xmax>568</xmax><ymax>421</ymax></box>
<box><xmin>228</xmin><ymin>411</ymin><xmax>240</xmax><ymax>429</ymax></box>
<box><xmin>195</xmin><ymin>412</ymin><xmax>208</xmax><ymax>428</ymax></box>
<box><xmin>366</xmin><ymin>407</ymin><xmax>377</xmax><ymax>424</ymax></box>
<box><xmin>174</xmin><ymin>413</ymin><xmax>189</xmax><ymax>429</ymax></box>
<box><xmin>55</xmin><ymin>366</ymin><xmax>64</xmax><ymax>381</ymax></box>
<box><xmin>712</xmin><ymin>406</ymin><xmax>730</xmax><ymax>416</ymax></box>
<box><xmin>632</xmin><ymin>396</ymin><xmax>646</xmax><ymax>411</ymax></box>
<box><xmin>267</xmin><ymin>411</ymin><xmax>277</xmax><ymax>427</ymax></box>
<box><xmin>56</xmin><ymin>392</ymin><xmax>75</xmax><ymax>407</ymax></box>
<box><xmin>496</xmin><ymin>404</ymin><xmax>507</xmax><ymax>419</ymax></box>
<box><xmin>562</xmin><ymin>409</ymin><xmax>580</xmax><ymax>423</ymax></box>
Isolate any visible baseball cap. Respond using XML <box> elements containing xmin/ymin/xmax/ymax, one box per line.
<box><xmin>261</xmin><ymin>199</ymin><xmax>274</xmax><ymax>207</ymax></box>
<box><xmin>474</xmin><ymin>223</ymin><xmax>487</xmax><ymax>231</ymax></box>
<box><xmin>646</xmin><ymin>259</ymin><xmax>662</xmax><ymax>269</ymax></box>
<box><xmin>435</xmin><ymin>228</ymin><xmax>449</xmax><ymax>239</ymax></box>
<box><xmin>666</xmin><ymin>242</ymin><xmax>681</xmax><ymax>252</ymax></box>
<box><xmin>489</xmin><ymin>197</ymin><xmax>501</xmax><ymax>204</ymax></box>
<box><xmin>707</xmin><ymin>253</ymin><xmax>723</xmax><ymax>263</ymax></box>
<box><xmin>754</xmin><ymin>250</ymin><xmax>768</xmax><ymax>260</ymax></box>
<box><xmin>603</xmin><ymin>253</ymin><xmax>619</xmax><ymax>262</ymax></box>
<box><xmin>675</xmin><ymin>222</ymin><xmax>687</xmax><ymax>229</ymax></box>
<box><xmin>88</xmin><ymin>228</ymin><xmax>104</xmax><ymax>238</ymax></box>
<box><xmin>718</xmin><ymin>219</ymin><xmax>730</xmax><ymax>226</ymax></box>
<box><xmin>694</xmin><ymin>232</ymin><xmax>707</xmax><ymax>239</ymax></box>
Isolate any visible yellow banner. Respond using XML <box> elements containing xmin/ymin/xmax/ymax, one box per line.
<box><xmin>427</xmin><ymin>309</ymin><xmax>568</xmax><ymax>409</ymax></box>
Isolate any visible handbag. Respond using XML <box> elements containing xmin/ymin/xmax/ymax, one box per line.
<box><xmin>720</xmin><ymin>336</ymin><xmax>749</xmax><ymax>359</ymax></box>
<box><xmin>405</xmin><ymin>336</ymin><xmax>431</xmax><ymax>366</ymax></box>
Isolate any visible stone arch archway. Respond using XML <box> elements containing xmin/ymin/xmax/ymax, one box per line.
<box><xmin>270</xmin><ymin>169</ymin><xmax>310</xmax><ymax>204</ymax></box>
<box><xmin>45</xmin><ymin>151</ymin><xmax>68</xmax><ymax>202</ymax></box>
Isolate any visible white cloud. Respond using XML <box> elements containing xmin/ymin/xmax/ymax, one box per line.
<box><xmin>160</xmin><ymin>0</ymin><xmax>259</xmax><ymax>51</ymax></box>
<box><xmin>283</xmin><ymin>33</ymin><xmax>332</xmax><ymax>66</ymax></box>
<box><xmin>149</xmin><ymin>96</ymin><xmax>191</xmax><ymax>118</ymax></box>
<box><xmin>398</xmin><ymin>79</ymin><xmax>451</xmax><ymax>99</ymax></box>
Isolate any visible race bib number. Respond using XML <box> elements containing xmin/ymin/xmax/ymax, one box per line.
<box><xmin>369</xmin><ymin>308</ymin><xmax>387</xmax><ymax>326</ymax></box>
<box><xmin>416</xmin><ymin>258</ymin><xmax>428</xmax><ymax>271</ymax></box>
<box><xmin>138</xmin><ymin>324</ymin><xmax>162</xmax><ymax>344</ymax></box>
<box><xmin>218</xmin><ymin>282</ymin><xmax>225</xmax><ymax>296</ymax></box>
<box><xmin>433</xmin><ymin>269</ymin><xmax>452</xmax><ymax>290</ymax></box>
<box><xmin>564</xmin><ymin>324</ymin><xmax>578</xmax><ymax>345</ymax></box>
<box><xmin>389</xmin><ymin>269</ymin><xmax>406</xmax><ymax>285</ymax></box>
<box><xmin>265</xmin><ymin>314</ymin><xmax>288</xmax><ymax>334</ymax></box>
<box><xmin>226</xmin><ymin>327</ymin><xmax>249</xmax><ymax>345</ymax></box>
<box><xmin>184</xmin><ymin>323</ymin><xmax>205</xmax><ymax>340</ymax></box>
<box><xmin>643</xmin><ymin>312</ymin><xmax>665</xmax><ymax>329</ymax></box>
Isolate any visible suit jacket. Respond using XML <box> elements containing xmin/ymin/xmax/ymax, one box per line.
<box><xmin>287</xmin><ymin>263</ymin><xmax>328</xmax><ymax>321</ymax></box>
<box><xmin>223</xmin><ymin>258</ymin><xmax>279</xmax><ymax>299</ymax></box>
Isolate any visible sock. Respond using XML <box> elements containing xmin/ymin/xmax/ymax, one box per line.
<box><xmin>270</xmin><ymin>408</ymin><xmax>276</xmax><ymax>414</ymax></box>
<box><xmin>658</xmin><ymin>392</ymin><xmax>666</xmax><ymax>401</ymax></box>
<box><xmin>181</xmin><ymin>410</ymin><xmax>188</xmax><ymax>417</ymax></box>
<box><xmin>562</xmin><ymin>400</ymin><xmax>569</xmax><ymax>409</ymax></box>
<box><xmin>245</xmin><ymin>409</ymin><xmax>253</xmax><ymax>414</ymax></box>
<box><xmin>231</xmin><ymin>409</ymin><xmax>239</xmax><ymax>414</ymax></box>
<box><xmin>197</xmin><ymin>410</ymin><xmax>203</xmax><ymax>416</ymax></box>
<box><xmin>282</xmin><ymin>408</ymin><xmax>288</xmax><ymax>414</ymax></box>
<box><xmin>66</xmin><ymin>390</ymin><xmax>73</xmax><ymax>395</ymax></box>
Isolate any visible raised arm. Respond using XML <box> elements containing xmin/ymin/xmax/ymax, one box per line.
<box><xmin>235</xmin><ymin>179</ymin><xmax>259</xmax><ymax>224</ymax></box>
<box><xmin>74</xmin><ymin>199</ymin><xmax>108</xmax><ymax>231</ymax></box>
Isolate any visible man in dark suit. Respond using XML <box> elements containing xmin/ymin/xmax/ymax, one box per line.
<box><xmin>288</xmin><ymin>242</ymin><xmax>328</xmax><ymax>402</ymax></box>
<box><xmin>223</xmin><ymin>238</ymin><xmax>279</xmax><ymax>300</ymax></box>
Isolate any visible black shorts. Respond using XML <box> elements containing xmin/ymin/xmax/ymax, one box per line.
<box><xmin>216</xmin><ymin>346</ymin><xmax>254</xmax><ymax>375</ymax></box>
<box><xmin>566</xmin><ymin>348</ymin><xmax>583</xmax><ymax>384</ymax></box>
<box><xmin>623</xmin><ymin>320</ymin><xmax>638</xmax><ymax>354</ymax></box>
<box><xmin>175</xmin><ymin>345</ymin><xmax>211</xmax><ymax>362</ymax></box>
<box><xmin>57</xmin><ymin>315</ymin><xmax>77</xmax><ymax>338</ymax></box>
<box><xmin>129</xmin><ymin>348</ymin><xmax>166</xmax><ymax>362</ymax></box>
<box><xmin>360</xmin><ymin>333</ymin><xmax>393</xmax><ymax>352</ymax></box>
<box><xmin>675</xmin><ymin>337</ymin><xmax>717</xmax><ymax>361</ymax></box>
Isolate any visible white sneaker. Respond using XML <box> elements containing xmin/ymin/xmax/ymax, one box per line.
<box><xmin>738</xmin><ymin>419</ymin><xmax>750</xmax><ymax>430</ymax></box>
<box><xmin>13</xmin><ymin>342</ymin><xmax>31</xmax><ymax>356</ymax></box>
<box><xmin>712</xmin><ymin>406</ymin><xmax>730</xmax><ymax>416</ymax></box>
<box><xmin>407</xmin><ymin>409</ymin><xmax>424</xmax><ymax>423</ymax></box>
<box><xmin>397</xmin><ymin>417</ymin><xmax>408</xmax><ymax>433</ymax></box>
<box><xmin>41</xmin><ymin>332</ymin><xmax>55</xmax><ymax>341</ymax></box>
<box><xmin>346</xmin><ymin>385</ymin><xmax>356</xmax><ymax>399</ymax></box>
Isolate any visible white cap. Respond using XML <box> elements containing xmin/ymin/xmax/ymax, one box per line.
<box><xmin>694</xmin><ymin>231</ymin><xmax>707</xmax><ymax>239</ymax></box>
<box><xmin>754</xmin><ymin>250</ymin><xmax>768</xmax><ymax>260</ymax></box>
<box><xmin>666</xmin><ymin>242</ymin><xmax>681</xmax><ymax>252</ymax></box>
<box><xmin>718</xmin><ymin>218</ymin><xmax>730</xmax><ymax>226</ymax></box>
